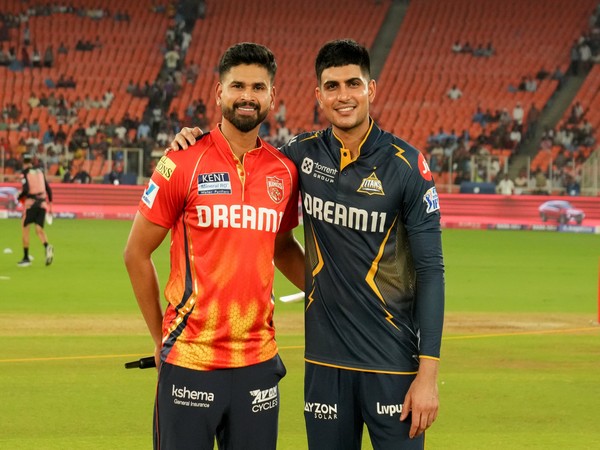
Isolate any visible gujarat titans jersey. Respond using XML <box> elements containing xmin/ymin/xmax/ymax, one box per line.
<box><xmin>281</xmin><ymin>119</ymin><xmax>444</xmax><ymax>373</ymax></box>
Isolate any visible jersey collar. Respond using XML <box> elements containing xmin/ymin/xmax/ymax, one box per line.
<box><xmin>212</xmin><ymin>124</ymin><xmax>265</xmax><ymax>162</ymax></box>
<box><xmin>330</xmin><ymin>118</ymin><xmax>381</xmax><ymax>171</ymax></box>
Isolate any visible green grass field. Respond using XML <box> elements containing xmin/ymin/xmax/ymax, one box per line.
<box><xmin>0</xmin><ymin>219</ymin><xmax>599</xmax><ymax>449</ymax></box>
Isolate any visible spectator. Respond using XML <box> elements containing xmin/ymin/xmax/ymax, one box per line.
<box><xmin>0</xmin><ymin>46</ymin><xmax>8</xmax><ymax>66</ymax></box>
<box><xmin>533</xmin><ymin>169</ymin><xmax>550</xmax><ymax>194</ymax></box>
<box><xmin>164</xmin><ymin>48</ymin><xmax>180</xmax><ymax>72</ymax></box>
<box><xmin>551</xmin><ymin>65</ymin><xmax>565</xmax><ymax>89</ymax></box>
<box><xmin>579</xmin><ymin>40</ymin><xmax>592</xmax><ymax>72</ymax></box>
<box><xmin>565</xmin><ymin>175</ymin><xmax>581</xmax><ymax>196</ymax></box>
<box><xmin>21</xmin><ymin>46</ymin><xmax>31</xmax><ymax>67</ymax></box>
<box><xmin>514</xmin><ymin>169</ymin><xmax>529</xmax><ymax>194</ymax></box>
<box><xmin>22</xmin><ymin>24</ymin><xmax>31</xmax><ymax>46</ymax></box>
<box><xmin>274</xmin><ymin>100</ymin><xmax>286</xmax><ymax>125</ymax></box>
<box><xmin>472</xmin><ymin>107</ymin><xmax>487</xmax><ymax>126</ymax></box>
<box><xmin>525</xmin><ymin>76</ymin><xmax>537</xmax><ymax>92</ymax></box>
<box><xmin>496</xmin><ymin>173</ymin><xmax>515</xmax><ymax>195</ymax></box>
<box><xmin>569</xmin><ymin>39</ymin><xmax>580</xmax><ymax>75</ymax></box>
<box><xmin>509</xmin><ymin>124</ymin><xmax>522</xmax><ymax>149</ymax></box>
<box><xmin>569</xmin><ymin>101</ymin><xmax>584</xmax><ymax>124</ymax></box>
<box><xmin>536</xmin><ymin>67</ymin><xmax>550</xmax><ymax>80</ymax></box>
<box><xmin>525</xmin><ymin>103</ymin><xmax>541</xmax><ymax>139</ymax></box>
<box><xmin>447</xmin><ymin>84</ymin><xmax>463</xmax><ymax>100</ymax></box>
<box><xmin>57</xmin><ymin>42</ymin><xmax>68</xmax><ymax>54</ymax></box>
<box><xmin>512</xmin><ymin>102</ymin><xmax>524</xmax><ymax>125</ymax></box>
<box><xmin>27</xmin><ymin>93</ymin><xmax>40</xmax><ymax>109</ymax></box>
<box><xmin>43</xmin><ymin>44</ymin><xmax>54</xmax><ymax>67</ymax></box>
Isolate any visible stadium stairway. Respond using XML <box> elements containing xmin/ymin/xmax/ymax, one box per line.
<box><xmin>370</xmin><ymin>0</ymin><xmax>409</xmax><ymax>80</ymax></box>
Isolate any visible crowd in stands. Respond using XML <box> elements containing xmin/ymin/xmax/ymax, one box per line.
<box><xmin>451</xmin><ymin>41</ymin><xmax>495</xmax><ymax>58</ymax></box>
<box><xmin>426</xmin><ymin>3</ymin><xmax>600</xmax><ymax>195</ymax></box>
<box><xmin>0</xmin><ymin>1</ymin><xmax>210</xmax><ymax>183</ymax></box>
<box><xmin>1</xmin><ymin>1</ymin><xmax>599</xmax><ymax>194</ymax></box>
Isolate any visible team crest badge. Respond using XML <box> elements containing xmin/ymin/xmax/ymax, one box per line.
<box><xmin>357</xmin><ymin>172</ymin><xmax>385</xmax><ymax>196</ymax></box>
<box><xmin>266</xmin><ymin>176</ymin><xmax>284</xmax><ymax>204</ymax></box>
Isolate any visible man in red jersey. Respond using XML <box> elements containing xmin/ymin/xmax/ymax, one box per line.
<box><xmin>123</xmin><ymin>42</ymin><xmax>305</xmax><ymax>450</ymax></box>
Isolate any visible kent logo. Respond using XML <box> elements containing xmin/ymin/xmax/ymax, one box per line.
<box><xmin>198</xmin><ymin>172</ymin><xmax>232</xmax><ymax>195</ymax></box>
<box><xmin>199</xmin><ymin>172</ymin><xmax>229</xmax><ymax>183</ymax></box>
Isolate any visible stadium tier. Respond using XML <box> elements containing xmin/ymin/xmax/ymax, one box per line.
<box><xmin>0</xmin><ymin>0</ymin><xmax>598</xmax><ymax>194</ymax></box>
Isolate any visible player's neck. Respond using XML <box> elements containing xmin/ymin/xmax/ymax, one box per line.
<box><xmin>219</xmin><ymin>121</ymin><xmax>260</xmax><ymax>160</ymax></box>
<box><xmin>333</xmin><ymin>122</ymin><xmax>370</xmax><ymax>159</ymax></box>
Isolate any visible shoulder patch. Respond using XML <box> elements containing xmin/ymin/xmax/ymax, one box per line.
<box><xmin>156</xmin><ymin>156</ymin><xmax>176</xmax><ymax>181</ymax></box>
<box><xmin>142</xmin><ymin>180</ymin><xmax>159</xmax><ymax>208</ymax></box>
<box><xmin>418</xmin><ymin>153</ymin><xmax>432</xmax><ymax>181</ymax></box>
<box><xmin>423</xmin><ymin>186</ymin><xmax>439</xmax><ymax>213</ymax></box>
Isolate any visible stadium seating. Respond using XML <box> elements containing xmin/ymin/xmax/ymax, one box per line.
<box><xmin>172</xmin><ymin>0</ymin><xmax>390</xmax><ymax>133</ymax></box>
<box><xmin>376</xmin><ymin>0</ymin><xmax>596</xmax><ymax>151</ymax></box>
<box><xmin>1</xmin><ymin>0</ymin><xmax>598</xmax><ymax>190</ymax></box>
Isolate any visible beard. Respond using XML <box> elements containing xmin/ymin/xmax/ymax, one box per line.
<box><xmin>221</xmin><ymin>101</ymin><xmax>269</xmax><ymax>133</ymax></box>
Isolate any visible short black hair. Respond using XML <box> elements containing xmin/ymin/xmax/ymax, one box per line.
<box><xmin>218</xmin><ymin>42</ymin><xmax>277</xmax><ymax>83</ymax></box>
<box><xmin>315</xmin><ymin>39</ymin><xmax>371</xmax><ymax>84</ymax></box>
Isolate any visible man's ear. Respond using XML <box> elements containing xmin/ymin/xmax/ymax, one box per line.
<box><xmin>270</xmin><ymin>85</ymin><xmax>276</xmax><ymax>110</ymax></box>
<box><xmin>315</xmin><ymin>87</ymin><xmax>323</xmax><ymax>109</ymax></box>
<box><xmin>215</xmin><ymin>82</ymin><xmax>222</xmax><ymax>106</ymax></box>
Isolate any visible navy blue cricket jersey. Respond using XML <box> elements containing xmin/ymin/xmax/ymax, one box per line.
<box><xmin>280</xmin><ymin>119</ymin><xmax>444</xmax><ymax>374</ymax></box>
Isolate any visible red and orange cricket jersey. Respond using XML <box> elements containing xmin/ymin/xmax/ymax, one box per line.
<box><xmin>139</xmin><ymin>126</ymin><xmax>299</xmax><ymax>371</ymax></box>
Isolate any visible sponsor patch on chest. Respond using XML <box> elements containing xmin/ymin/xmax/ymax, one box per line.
<box><xmin>198</xmin><ymin>172</ymin><xmax>232</xmax><ymax>195</ymax></box>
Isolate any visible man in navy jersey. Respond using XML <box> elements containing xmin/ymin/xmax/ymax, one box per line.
<box><xmin>172</xmin><ymin>39</ymin><xmax>445</xmax><ymax>449</ymax></box>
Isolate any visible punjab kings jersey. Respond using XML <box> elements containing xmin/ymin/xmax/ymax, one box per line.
<box><xmin>139</xmin><ymin>126</ymin><xmax>299</xmax><ymax>371</ymax></box>
<box><xmin>281</xmin><ymin>119</ymin><xmax>444</xmax><ymax>374</ymax></box>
